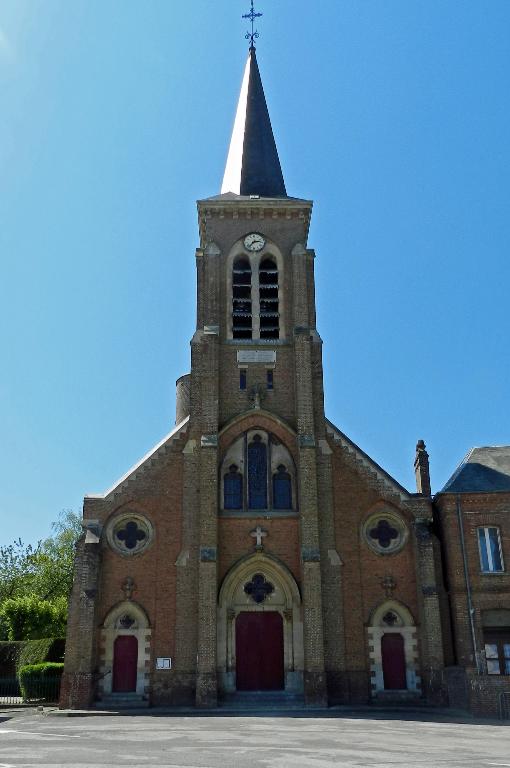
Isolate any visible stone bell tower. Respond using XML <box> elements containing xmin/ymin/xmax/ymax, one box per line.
<box><xmin>183</xmin><ymin>44</ymin><xmax>342</xmax><ymax>708</ymax></box>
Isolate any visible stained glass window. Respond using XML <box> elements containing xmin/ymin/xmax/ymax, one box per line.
<box><xmin>244</xmin><ymin>573</ymin><xmax>274</xmax><ymax>604</ymax></box>
<box><xmin>116</xmin><ymin>521</ymin><xmax>146</xmax><ymax>550</ymax></box>
<box><xmin>224</xmin><ymin>465</ymin><xmax>243</xmax><ymax>509</ymax></box>
<box><xmin>248</xmin><ymin>435</ymin><xmax>267</xmax><ymax>509</ymax></box>
<box><xmin>273</xmin><ymin>464</ymin><xmax>292</xmax><ymax>509</ymax></box>
<box><xmin>369</xmin><ymin>519</ymin><xmax>399</xmax><ymax>549</ymax></box>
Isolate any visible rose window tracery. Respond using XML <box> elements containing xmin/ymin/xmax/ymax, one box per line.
<box><xmin>116</xmin><ymin>521</ymin><xmax>146</xmax><ymax>550</ymax></box>
<box><xmin>363</xmin><ymin>511</ymin><xmax>407</xmax><ymax>556</ymax></box>
<box><xmin>244</xmin><ymin>574</ymin><xmax>275</xmax><ymax>604</ymax></box>
<box><xmin>369</xmin><ymin>519</ymin><xmax>399</xmax><ymax>549</ymax></box>
<box><xmin>107</xmin><ymin>514</ymin><xmax>153</xmax><ymax>557</ymax></box>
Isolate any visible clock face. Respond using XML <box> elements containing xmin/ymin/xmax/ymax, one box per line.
<box><xmin>244</xmin><ymin>233</ymin><xmax>265</xmax><ymax>252</ymax></box>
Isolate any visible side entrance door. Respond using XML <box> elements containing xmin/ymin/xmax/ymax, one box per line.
<box><xmin>381</xmin><ymin>632</ymin><xmax>407</xmax><ymax>690</ymax></box>
<box><xmin>112</xmin><ymin>635</ymin><xmax>138</xmax><ymax>693</ymax></box>
<box><xmin>236</xmin><ymin>611</ymin><xmax>284</xmax><ymax>691</ymax></box>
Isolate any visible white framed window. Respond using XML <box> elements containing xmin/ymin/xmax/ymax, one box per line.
<box><xmin>484</xmin><ymin>634</ymin><xmax>510</xmax><ymax>675</ymax></box>
<box><xmin>477</xmin><ymin>527</ymin><xmax>504</xmax><ymax>573</ymax></box>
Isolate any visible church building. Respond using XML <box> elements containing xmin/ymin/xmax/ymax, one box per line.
<box><xmin>60</xmin><ymin>37</ymin><xmax>510</xmax><ymax>715</ymax></box>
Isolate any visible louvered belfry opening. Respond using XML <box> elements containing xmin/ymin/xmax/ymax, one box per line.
<box><xmin>259</xmin><ymin>257</ymin><xmax>279</xmax><ymax>339</ymax></box>
<box><xmin>232</xmin><ymin>258</ymin><xmax>253</xmax><ymax>339</ymax></box>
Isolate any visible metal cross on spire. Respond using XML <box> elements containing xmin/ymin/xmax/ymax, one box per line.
<box><xmin>243</xmin><ymin>0</ymin><xmax>262</xmax><ymax>49</ymax></box>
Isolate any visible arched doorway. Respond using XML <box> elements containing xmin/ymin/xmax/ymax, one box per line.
<box><xmin>367</xmin><ymin>600</ymin><xmax>420</xmax><ymax>697</ymax></box>
<box><xmin>217</xmin><ymin>553</ymin><xmax>303</xmax><ymax>695</ymax></box>
<box><xmin>98</xmin><ymin>601</ymin><xmax>151</xmax><ymax>700</ymax></box>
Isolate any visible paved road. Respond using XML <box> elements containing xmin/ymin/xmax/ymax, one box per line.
<box><xmin>0</xmin><ymin>708</ymin><xmax>509</xmax><ymax>767</ymax></box>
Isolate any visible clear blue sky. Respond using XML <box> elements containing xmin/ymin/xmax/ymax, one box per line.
<box><xmin>1</xmin><ymin>1</ymin><xmax>509</xmax><ymax>546</ymax></box>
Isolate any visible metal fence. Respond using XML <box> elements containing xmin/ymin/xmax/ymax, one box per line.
<box><xmin>499</xmin><ymin>691</ymin><xmax>510</xmax><ymax>721</ymax></box>
<box><xmin>0</xmin><ymin>677</ymin><xmax>61</xmax><ymax>707</ymax></box>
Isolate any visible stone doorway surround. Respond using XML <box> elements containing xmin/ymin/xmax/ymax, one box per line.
<box><xmin>367</xmin><ymin>599</ymin><xmax>421</xmax><ymax>697</ymax></box>
<box><xmin>97</xmin><ymin>600</ymin><xmax>151</xmax><ymax>700</ymax></box>
<box><xmin>218</xmin><ymin>552</ymin><xmax>303</xmax><ymax>694</ymax></box>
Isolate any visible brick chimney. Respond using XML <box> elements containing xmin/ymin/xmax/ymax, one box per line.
<box><xmin>414</xmin><ymin>439</ymin><xmax>431</xmax><ymax>496</ymax></box>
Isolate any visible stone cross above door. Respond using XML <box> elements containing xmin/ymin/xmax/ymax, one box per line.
<box><xmin>250</xmin><ymin>526</ymin><xmax>268</xmax><ymax>550</ymax></box>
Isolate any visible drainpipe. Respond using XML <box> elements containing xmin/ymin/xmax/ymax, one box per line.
<box><xmin>456</xmin><ymin>494</ymin><xmax>481</xmax><ymax>673</ymax></box>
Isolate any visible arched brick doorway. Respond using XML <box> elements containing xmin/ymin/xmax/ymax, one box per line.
<box><xmin>367</xmin><ymin>600</ymin><xmax>421</xmax><ymax>697</ymax></box>
<box><xmin>98</xmin><ymin>601</ymin><xmax>151</xmax><ymax>701</ymax></box>
<box><xmin>217</xmin><ymin>553</ymin><xmax>303</xmax><ymax>696</ymax></box>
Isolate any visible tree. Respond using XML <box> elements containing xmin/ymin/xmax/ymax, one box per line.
<box><xmin>0</xmin><ymin>539</ymin><xmax>40</xmax><ymax>603</ymax></box>
<box><xmin>0</xmin><ymin>595</ymin><xmax>68</xmax><ymax>641</ymax></box>
<box><xmin>31</xmin><ymin>510</ymin><xmax>82</xmax><ymax>602</ymax></box>
<box><xmin>0</xmin><ymin>511</ymin><xmax>82</xmax><ymax>638</ymax></box>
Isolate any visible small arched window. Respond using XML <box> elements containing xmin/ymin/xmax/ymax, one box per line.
<box><xmin>248</xmin><ymin>435</ymin><xmax>268</xmax><ymax>509</ymax></box>
<box><xmin>259</xmin><ymin>258</ymin><xmax>279</xmax><ymax>339</ymax></box>
<box><xmin>273</xmin><ymin>465</ymin><xmax>292</xmax><ymax>509</ymax></box>
<box><xmin>224</xmin><ymin>464</ymin><xmax>243</xmax><ymax>509</ymax></box>
<box><xmin>232</xmin><ymin>258</ymin><xmax>252</xmax><ymax>339</ymax></box>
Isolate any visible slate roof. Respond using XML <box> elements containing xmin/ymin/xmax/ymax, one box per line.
<box><xmin>221</xmin><ymin>47</ymin><xmax>287</xmax><ymax>198</ymax></box>
<box><xmin>440</xmin><ymin>446</ymin><xmax>510</xmax><ymax>494</ymax></box>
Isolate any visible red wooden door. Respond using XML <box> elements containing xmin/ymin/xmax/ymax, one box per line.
<box><xmin>235</xmin><ymin>612</ymin><xmax>284</xmax><ymax>691</ymax></box>
<box><xmin>381</xmin><ymin>633</ymin><xmax>407</xmax><ymax>690</ymax></box>
<box><xmin>112</xmin><ymin>635</ymin><xmax>138</xmax><ymax>692</ymax></box>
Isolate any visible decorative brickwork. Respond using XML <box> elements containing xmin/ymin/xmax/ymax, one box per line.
<box><xmin>60</xmin><ymin>48</ymin><xmax>508</xmax><ymax>718</ymax></box>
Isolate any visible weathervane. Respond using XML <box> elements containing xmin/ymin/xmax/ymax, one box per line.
<box><xmin>243</xmin><ymin>0</ymin><xmax>262</xmax><ymax>49</ymax></box>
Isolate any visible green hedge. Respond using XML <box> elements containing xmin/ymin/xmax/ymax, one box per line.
<box><xmin>18</xmin><ymin>637</ymin><xmax>65</xmax><ymax>670</ymax></box>
<box><xmin>0</xmin><ymin>638</ymin><xmax>65</xmax><ymax>677</ymax></box>
<box><xmin>0</xmin><ymin>641</ymin><xmax>25</xmax><ymax>677</ymax></box>
<box><xmin>18</xmin><ymin>662</ymin><xmax>64</xmax><ymax>701</ymax></box>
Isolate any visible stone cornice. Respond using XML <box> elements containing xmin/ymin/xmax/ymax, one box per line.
<box><xmin>197</xmin><ymin>197</ymin><xmax>313</xmax><ymax>245</ymax></box>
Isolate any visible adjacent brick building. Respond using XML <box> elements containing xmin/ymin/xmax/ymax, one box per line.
<box><xmin>435</xmin><ymin>448</ymin><xmax>510</xmax><ymax>718</ymax></box>
<box><xmin>60</xmin><ymin>45</ymin><xmax>510</xmax><ymax>716</ymax></box>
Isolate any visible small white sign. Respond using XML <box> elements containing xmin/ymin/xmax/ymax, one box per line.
<box><xmin>156</xmin><ymin>657</ymin><xmax>172</xmax><ymax>670</ymax></box>
<box><xmin>237</xmin><ymin>350</ymin><xmax>276</xmax><ymax>364</ymax></box>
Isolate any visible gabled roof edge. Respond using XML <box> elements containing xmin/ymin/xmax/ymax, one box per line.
<box><xmin>436</xmin><ymin>447</ymin><xmax>475</xmax><ymax>495</ymax></box>
<box><xmin>85</xmin><ymin>416</ymin><xmax>190</xmax><ymax>500</ymax></box>
<box><xmin>325</xmin><ymin>418</ymin><xmax>411</xmax><ymax>501</ymax></box>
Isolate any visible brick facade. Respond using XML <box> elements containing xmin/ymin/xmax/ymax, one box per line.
<box><xmin>60</xmin><ymin>194</ymin><xmax>457</xmax><ymax>711</ymax></box>
<box><xmin>60</xmin><ymin>50</ymin><xmax>509</xmax><ymax>716</ymax></box>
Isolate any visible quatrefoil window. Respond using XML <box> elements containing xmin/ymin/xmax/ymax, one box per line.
<box><xmin>116</xmin><ymin>522</ymin><xmax>146</xmax><ymax>550</ymax></box>
<box><xmin>244</xmin><ymin>573</ymin><xmax>275</xmax><ymax>604</ymax></box>
<box><xmin>107</xmin><ymin>514</ymin><xmax>153</xmax><ymax>557</ymax></box>
<box><xmin>382</xmin><ymin>611</ymin><xmax>399</xmax><ymax>627</ymax></box>
<box><xmin>369</xmin><ymin>519</ymin><xmax>399</xmax><ymax>549</ymax></box>
<box><xmin>118</xmin><ymin>614</ymin><xmax>136</xmax><ymax>629</ymax></box>
<box><xmin>363</xmin><ymin>511</ymin><xmax>407</xmax><ymax>556</ymax></box>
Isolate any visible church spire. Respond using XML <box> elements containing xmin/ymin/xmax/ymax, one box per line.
<box><xmin>221</xmin><ymin>45</ymin><xmax>287</xmax><ymax>198</ymax></box>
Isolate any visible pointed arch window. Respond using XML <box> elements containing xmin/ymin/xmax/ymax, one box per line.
<box><xmin>232</xmin><ymin>258</ymin><xmax>252</xmax><ymax>339</ymax></box>
<box><xmin>273</xmin><ymin>465</ymin><xmax>292</xmax><ymax>509</ymax></box>
<box><xmin>220</xmin><ymin>431</ymin><xmax>295</xmax><ymax>515</ymax></box>
<box><xmin>224</xmin><ymin>464</ymin><xmax>243</xmax><ymax>509</ymax></box>
<box><xmin>248</xmin><ymin>435</ymin><xmax>268</xmax><ymax>509</ymax></box>
<box><xmin>259</xmin><ymin>257</ymin><xmax>279</xmax><ymax>339</ymax></box>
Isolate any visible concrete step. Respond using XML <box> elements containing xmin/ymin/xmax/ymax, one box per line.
<box><xmin>96</xmin><ymin>694</ymin><xmax>149</xmax><ymax>710</ymax></box>
<box><xmin>370</xmin><ymin>692</ymin><xmax>426</xmax><ymax>707</ymax></box>
<box><xmin>220</xmin><ymin>691</ymin><xmax>306</xmax><ymax>710</ymax></box>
